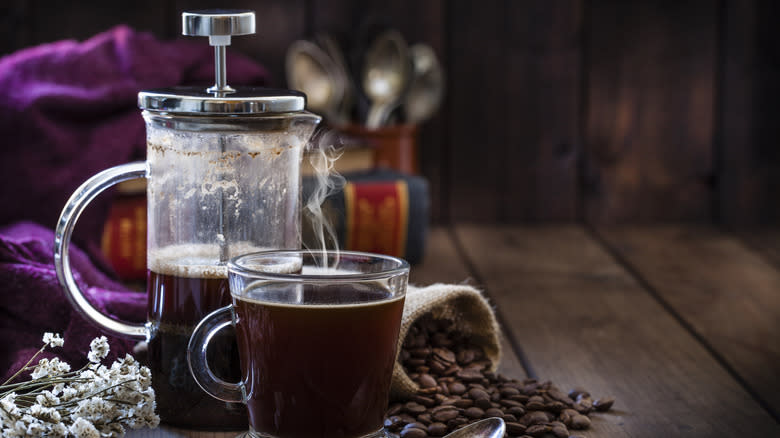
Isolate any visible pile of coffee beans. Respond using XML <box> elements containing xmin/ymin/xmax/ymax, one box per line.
<box><xmin>386</xmin><ymin>315</ymin><xmax>614</xmax><ymax>438</ymax></box>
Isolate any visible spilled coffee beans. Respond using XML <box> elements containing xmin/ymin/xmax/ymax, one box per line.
<box><xmin>386</xmin><ymin>315</ymin><xmax>615</xmax><ymax>437</ymax></box>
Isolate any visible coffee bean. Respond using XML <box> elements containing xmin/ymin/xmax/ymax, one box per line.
<box><xmin>593</xmin><ymin>397</ymin><xmax>615</xmax><ymax>412</ymax></box>
<box><xmin>568</xmin><ymin>387</ymin><xmax>589</xmax><ymax>400</ymax></box>
<box><xmin>448</xmin><ymin>382</ymin><xmax>467</xmax><ymax>395</ymax></box>
<box><xmin>418</xmin><ymin>374</ymin><xmax>437</xmax><ymax>389</ymax></box>
<box><xmin>526</xmin><ymin>424</ymin><xmax>551</xmax><ymax>437</ymax></box>
<box><xmin>404</xmin><ymin>422</ymin><xmax>427</xmax><ymax>431</ymax></box>
<box><xmin>400</xmin><ymin>426</ymin><xmax>428</xmax><ymax>438</ymax></box>
<box><xmin>507</xmin><ymin>406</ymin><xmax>525</xmax><ymax>417</ymax></box>
<box><xmin>519</xmin><ymin>411</ymin><xmax>549</xmax><ymax>426</ymax></box>
<box><xmin>431</xmin><ymin>406</ymin><xmax>460</xmax><ymax>422</ymax></box>
<box><xmin>452</xmin><ymin>398</ymin><xmax>474</xmax><ymax>409</ymax></box>
<box><xmin>456</xmin><ymin>348</ymin><xmax>476</xmax><ymax>365</ymax></box>
<box><xmin>429</xmin><ymin>360</ymin><xmax>447</xmax><ymax>374</ymax></box>
<box><xmin>427</xmin><ymin>422</ymin><xmax>448</xmax><ymax>436</ymax></box>
<box><xmin>433</xmin><ymin>348</ymin><xmax>456</xmax><ymax>364</ymax></box>
<box><xmin>404</xmin><ymin>402</ymin><xmax>426</xmax><ymax>415</ymax></box>
<box><xmin>455</xmin><ymin>368</ymin><xmax>483</xmax><ymax>382</ymax></box>
<box><xmin>550</xmin><ymin>423</ymin><xmax>569</xmax><ymax>438</ymax></box>
<box><xmin>474</xmin><ymin>398</ymin><xmax>492</xmax><ymax>410</ymax></box>
<box><xmin>463</xmin><ymin>407</ymin><xmax>484</xmax><ymax>419</ymax></box>
<box><xmin>384</xmin><ymin>415</ymin><xmax>404</xmax><ymax>430</ymax></box>
<box><xmin>526</xmin><ymin>395</ymin><xmax>545</xmax><ymax>410</ymax></box>
<box><xmin>418</xmin><ymin>386</ymin><xmax>439</xmax><ymax>395</ymax></box>
<box><xmin>570</xmin><ymin>414</ymin><xmax>591</xmax><ymax>430</ymax></box>
<box><xmin>484</xmin><ymin>407</ymin><xmax>503</xmax><ymax>417</ymax></box>
<box><xmin>396</xmin><ymin>314</ymin><xmax>613</xmax><ymax>438</ymax></box>
<box><xmin>505</xmin><ymin>422</ymin><xmax>527</xmax><ymax>435</ymax></box>
<box><xmin>499</xmin><ymin>398</ymin><xmax>523</xmax><ymax>409</ymax></box>
<box><xmin>446</xmin><ymin>416</ymin><xmax>468</xmax><ymax>429</ymax></box>
<box><xmin>412</xmin><ymin>395</ymin><xmax>435</xmax><ymax>407</ymax></box>
<box><xmin>410</xmin><ymin>347</ymin><xmax>431</xmax><ymax>358</ymax></box>
<box><xmin>468</xmin><ymin>388</ymin><xmax>489</xmax><ymax>401</ymax></box>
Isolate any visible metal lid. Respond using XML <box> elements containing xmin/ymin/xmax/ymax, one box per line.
<box><xmin>138</xmin><ymin>10</ymin><xmax>307</xmax><ymax>115</ymax></box>
<box><xmin>138</xmin><ymin>87</ymin><xmax>306</xmax><ymax>114</ymax></box>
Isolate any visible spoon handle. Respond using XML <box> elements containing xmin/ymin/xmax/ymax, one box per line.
<box><xmin>366</xmin><ymin>102</ymin><xmax>395</xmax><ymax>129</ymax></box>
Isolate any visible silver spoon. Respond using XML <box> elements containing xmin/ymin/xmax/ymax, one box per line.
<box><xmin>362</xmin><ymin>29</ymin><xmax>410</xmax><ymax>129</ymax></box>
<box><xmin>404</xmin><ymin>44</ymin><xmax>445</xmax><ymax>125</ymax></box>
<box><xmin>315</xmin><ymin>34</ymin><xmax>353</xmax><ymax>126</ymax></box>
<box><xmin>442</xmin><ymin>417</ymin><xmax>506</xmax><ymax>438</ymax></box>
<box><xmin>286</xmin><ymin>40</ymin><xmax>344</xmax><ymax>122</ymax></box>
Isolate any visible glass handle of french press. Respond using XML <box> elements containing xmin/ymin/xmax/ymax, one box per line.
<box><xmin>54</xmin><ymin>161</ymin><xmax>149</xmax><ymax>341</ymax></box>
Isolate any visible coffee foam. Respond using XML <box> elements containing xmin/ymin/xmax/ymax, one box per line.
<box><xmin>148</xmin><ymin>243</ymin><xmax>267</xmax><ymax>279</ymax></box>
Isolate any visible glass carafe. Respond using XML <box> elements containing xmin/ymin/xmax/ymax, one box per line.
<box><xmin>53</xmin><ymin>10</ymin><xmax>322</xmax><ymax>429</ymax></box>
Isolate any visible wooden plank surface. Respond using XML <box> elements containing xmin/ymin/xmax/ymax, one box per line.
<box><xmin>127</xmin><ymin>228</ymin><xmax>527</xmax><ymax>436</ymax></box>
<box><xmin>596</xmin><ymin>225</ymin><xmax>780</xmax><ymax>419</ymax></box>
<box><xmin>584</xmin><ymin>0</ymin><xmax>716</xmax><ymax>223</ymax></box>
<box><xmin>455</xmin><ymin>224</ymin><xmax>779</xmax><ymax>437</ymax></box>
<box><xmin>739</xmin><ymin>228</ymin><xmax>780</xmax><ymax>269</ymax></box>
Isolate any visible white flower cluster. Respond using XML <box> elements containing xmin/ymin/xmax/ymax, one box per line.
<box><xmin>0</xmin><ymin>333</ymin><xmax>160</xmax><ymax>437</ymax></box>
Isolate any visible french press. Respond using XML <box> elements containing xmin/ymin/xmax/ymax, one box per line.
<box><xmin>54</xmin><ymin>10</ymin><xmax>321</xmax><ymax>429</ymax></box>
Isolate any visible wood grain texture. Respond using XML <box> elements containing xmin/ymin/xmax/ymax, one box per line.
<box><xmin>597</xmin><ymin>225</ymin><xmax>780</xmax><ymax>418</ymax></box>
<box><xmin>584</xmin><ymin>0</ymin><xmax>716</xmax><ymax>223</ymax></box>
<box><xmin>455</xmin><ymin>224</ymin><xmax>779</xmax><ymax>436</ymax></box>
<box><xmin>449</xmin><ymin>0</ymin><xmax>581</xmax><ymax>222</ymax></box>
<box><xmin>719</xmin><ymin>0</ymin><xmax>780</xmax><ymax>226</ymax></box>
<box><xmin>739</xmin><ymin>228</ymin><xmax>780</xmax><ymax>269</ymax></box>
<box><xmin>502</xmin><ymin>0</ymin><xmax>581</xmax><ymax>221</ymax></box>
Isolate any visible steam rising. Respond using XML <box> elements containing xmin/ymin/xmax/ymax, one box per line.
<box><xmin>303</xmin><ymin>129</ymin><xmax>346</xmax><ymax>268</ymax></box>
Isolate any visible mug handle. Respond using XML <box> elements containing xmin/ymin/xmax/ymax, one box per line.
<box><xmin>54</xmin><ymin>161</ymin><xmax>149</xmax><ymax>341</ymax></box>
<box><xmin>187</xmin><ymin>305</ymin><xmax>245</xmax><ymax>403</ymax></box>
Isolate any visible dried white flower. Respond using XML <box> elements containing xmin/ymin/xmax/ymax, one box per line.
<box><xmin>42</xmin><ymin>332</ymin><xmax>64</xmax><ymax>348</ymax></box>
<box><xmin>69</xmin><ymin>417</ymin><xmax>100</xmax><ymax>438</ymax></box>
<box><xmin>31</xmin><ymin>357</ymin><xmax>71</xmax><ymax>379</ymax></box>
<box><xmin>1</xmin><ymin>333</ymin><xmax>160</xmax><ymax>437</ymax></box>
<box><xmin>87</xmin><ymin>336</ymin><xmax>110</xmax><ymax>363</ymax></box>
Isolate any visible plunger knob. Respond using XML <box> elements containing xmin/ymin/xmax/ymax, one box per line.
<box><xmin>182</xmin><ymin>10</ymin><xmax>256</xmax><ymax>94</ymax></box>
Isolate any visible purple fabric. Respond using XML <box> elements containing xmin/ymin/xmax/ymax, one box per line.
<box><xmin>0</xmin><ymin>27</ymin><xmax>270</xmax><ymax>381</ymax></box>
<box><xmin>0</xmin><ymin>25</ymin><xmax>269</xmax><ymax>258</ymax></box>
<box><xmin>0</xmin><ymin>222</ymin><xmax>146</xmax><ymax>382</ymax></box>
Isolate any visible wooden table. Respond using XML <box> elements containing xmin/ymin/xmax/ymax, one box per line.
<box><xmin>128</xmin><ymin>225</ymin><xmax>780</xmax><ymax>437</ymax></box>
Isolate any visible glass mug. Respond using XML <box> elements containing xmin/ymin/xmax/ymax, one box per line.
<box><xmin>188</xmin><ymin>250</ymin><xmax>409</xmax><ymax>438</ymax></box>
<box><xmin>54</xmin><ymin>92</ymin><xmax>321</xmax><ymax>428</ymax></box>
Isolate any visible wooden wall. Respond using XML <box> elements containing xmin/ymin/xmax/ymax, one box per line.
<box><xmin>1</xmin><ymin>0</ymin><xmax>777</xmax><ymax>226</ymax></box>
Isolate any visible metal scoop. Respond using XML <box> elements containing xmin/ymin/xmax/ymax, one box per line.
<box><xmin>442</xmin><ymin>417</ymin><xmax>506</xmax><ymax>438</ymax></box>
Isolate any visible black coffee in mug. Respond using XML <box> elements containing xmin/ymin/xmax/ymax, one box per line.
<box><xmin>234</xmin><ymin>283</ymin><xmax>404</xmax><ymax>438</ymax></box>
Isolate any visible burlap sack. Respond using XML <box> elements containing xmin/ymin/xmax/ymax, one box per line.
<box><xmin>390</xmin><ymin>283</ymin><xmax>502</xmax><ymax>401</ymax></box>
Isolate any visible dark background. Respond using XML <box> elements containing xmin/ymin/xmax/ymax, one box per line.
<box><xmin>2</xmin><ymin>0</ymin><xmax>778</xmax><ymax>226</ymax></box>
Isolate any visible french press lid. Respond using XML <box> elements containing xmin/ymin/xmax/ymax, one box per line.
<box><xmin>138</xmin><ymin>10</ymin><xmax>305</xmax><ymax>115</ymax></box>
